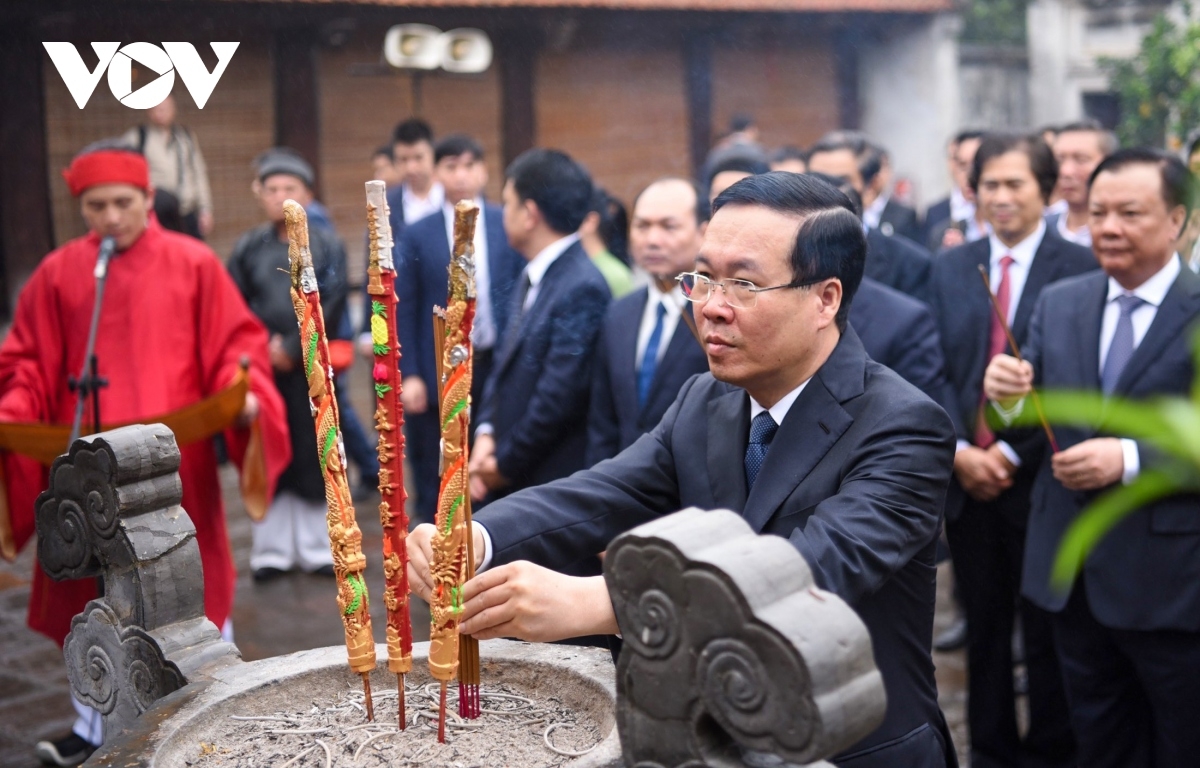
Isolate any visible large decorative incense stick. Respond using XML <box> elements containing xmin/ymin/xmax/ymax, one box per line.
<box><xmin>428</xmin><ymin>201</ymin><xmax>481</xmax><ymax>741</ymax></box>
<box><xmin>365</xmin><ymin>180</ymin><xmax>413</xmax><ymax>729</ymax></box>
<box><xmin>284</xmin><ymin>199</ymin><xmax>377</xmax><ymax>721</ymax></box>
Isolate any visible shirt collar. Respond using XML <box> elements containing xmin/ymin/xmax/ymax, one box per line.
<box><xmin>748</xmin><ymin>378</ymin><xmax>811</xmax><ymax>426</ymax></box>
<box><xmin>648</xmin><ymin>282</ymin><xmax>685</xmax><ymax>317</ymax></box>
<box><xmin>403</xmin><ymin>182</ymin><xmax>443</xmax><ymax>208</ymax></box>
<box><xmin>526</xmin><ymin>233</ymin><xmax>580</xmax><ymax>288</ymax></box>
<box><xmin>862</xmin><ymin>193</ymin><xmax>888</xmax><ymax>230</ymax></box>
<box><xmin>988</xmin><ymin>218</ymin><xmax>1046</xmax><ymax>269</ymax></box>
<box><xmin>1106</xmin><ymin>254</ymin><xmax>1181</xmax><ymax>307</ymax></box>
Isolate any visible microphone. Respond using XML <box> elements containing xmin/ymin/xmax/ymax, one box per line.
<box><xmin>94</xmin><ymin>235</ymin><xmax>116</xmax><ymax>280</ymax></box>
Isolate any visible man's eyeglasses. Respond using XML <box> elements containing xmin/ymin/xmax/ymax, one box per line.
<box><xmin>676</xmin><ymin>271</ymin><xmax>829</xmax><ymax>309</ymax></box>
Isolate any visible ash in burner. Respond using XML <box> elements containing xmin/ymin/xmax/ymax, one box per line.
<box><xmin>189</xmin><ymin>682</ymin><xmax>602</xmax><ymax>767</ymax></box>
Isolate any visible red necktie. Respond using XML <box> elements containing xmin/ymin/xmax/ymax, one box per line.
<box><xmin>976</xmin><ymin>255</ymin><xmax>1014</xmax><ymax>448</ymax></box>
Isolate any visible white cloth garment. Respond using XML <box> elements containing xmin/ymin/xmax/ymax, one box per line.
<box><xmin>250</xmin><ymin>490</ymin><xmax>334</xmax><ymax>572</ymax></box>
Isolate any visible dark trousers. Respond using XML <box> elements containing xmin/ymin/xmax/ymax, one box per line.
<box><xmin>1053</xmin><ymin>577</ymin><xmax>1200</xmax><ymax>768</ymax></box>
<box><xmin>338</xmin><ymin>376</ymin><xmax>378</xmax><ymax>484</ymax></box>
<box><xmin>405</xmin><ymin>407</ymin><xmax>439</xmax><ymax>525</ymax></box>
<box><xmin>946</xmin><ymin>497</ymin><xmax>1074</xmax><ymax>768</ymax></box>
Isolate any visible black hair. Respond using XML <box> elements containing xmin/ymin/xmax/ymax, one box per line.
<box><xmin>588</xmin><ymin>187</ymin><xmax>631</xmax><ymax>265</ymax></box>
<box><xmin>1090</xmin><ymin>147</ymin><xmax>1194</xmax><ymax>219</ymax></box>
<box><xmin>712</xmin><ymin>171</ymin><xmax>865</xmax><ymax>331</ymax></box>
<box><xmin>372</xmin><ymin>144</ymin><xmax>393</xmax><ymax>161</ymax></box>
<box><xmin>970</xmin><ymin>132</ymin><xmax>1059</xmax><ymax>204</ymax></box>
<box><xmin>771</xmin><ymin>145</ymin><xmax>808</xmax><ymax>165</ymax></box>
<box><xmin>75</xmin><ymin>137</ymin><xmax>141</xmax><ymax>159</ymax></box>
<box><xmin>806</xmin><ymin>130</ymin><xmax>884</xmax><ymax>185</ymax></box>
<box><xmin>434</xmin><ymin>134</ymin><xmax>484</xmax><ymax>164</ymax></box>
<box><xmin>705</xmin><ymin>151</ymin><xmax>770</xmax><ymax>194</ymax></box>
<box><xmin>952</xmin><ymin>129</ymin><xmax>984</xmax><ymax>146</ymax></box>
<box><xmin>1186</xmin><ymin>128</ymin><xmax>1200</xmax><ymax>160</ymax></box>
<box><xmin>392</xmin><ymin>118</ymin><xmax>433</xmax><ymax>146</ymax></box>
<box><xmin>729</xmin><ymin>113</ymin><xmax>755</xmax><ymax>133</ymax></box>
<box><xmin>1056</xmin><ymin>119</ymin><xmax>1119</xmax><ymax>156</ymax></box>
<box><xmin>805</xmin><ymin>171</ymin><xmax>863</xmax><ymax>218</ymax></box>
<box><xmin>632</xmin><ymin>177</ymin><xmax>711</xmax><ymax>226</ymax></box>
<box><xmin>505</xmin><ymin>148</ymin><xmax>593</xmax><ymax>235</ymax></box>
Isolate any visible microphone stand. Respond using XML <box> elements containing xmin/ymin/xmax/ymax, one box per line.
<box><xmin>68</xmin><ymin>236</ymin><xmax>116</xmax><ymax>449</ymax></box>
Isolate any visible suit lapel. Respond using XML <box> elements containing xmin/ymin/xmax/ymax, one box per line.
<box><xmin>641</xmin><ymin>304</ymin><xmax>696</xmax><ymax>416</ymax></box>
<box><xmin>484</xmin><ymin>206</ymin><xmax>507</xmax><ymax>316</ymax></box>
<box><xmin>964</xmin><ymin>241</ymin><xmax>994</xmax><ymax>395</ymax></box>
<box><xmin>1115</xmin><ymin>266</ymin><xmax>1200</xmax><ymax>395</ymax></box>
<box><xmin>494</xmin><ymin>243</ymin><xmax>583</xmax><ymax>377</ymax></box>
<box><xmin>1012</xmin><ymin>235</ymin><xmax>1059</xmax><ymax>343</ymax></box>
<box><xmin>707</xmin><ymin>387</ymin><xmax>749</xmax><ymax>512</ymax></box>
<box><xmin>1074</xmin><ymin>276</ymin><xmax>1106</xmax><ymax>389</ymax></box>
<box><xmin>619</xmin><ymin>290</ymin><xmax>648</xmax><ymax>417</ymax></box>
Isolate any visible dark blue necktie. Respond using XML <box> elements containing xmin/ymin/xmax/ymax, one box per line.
<box><xmin>637</xmin><ymin>301</ymin><xmax>668</xmax><ymax>408</ymax></box>
<box><xmin>1101</xmin><ymin>294</ymin><xmax>1145</xmax><ymax>394</ymax></box>
<box><xmin>744</xmin><ymin>411</ymin><xmax>779</xmax><ymax>491</ymax></box>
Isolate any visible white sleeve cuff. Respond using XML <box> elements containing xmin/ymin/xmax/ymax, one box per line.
<box><xmin>476</xmin><ymin>521</ymin><xmax>494</xmax><ymax>572</ymax></box>
<box><xmin>475</xmin><ymin>423</ymin><xmax>495</xmax><ymax>437</ymax></box>
<box><xmin>1120</xmin><ymin>439</ymin><xmax>1140</xmax><ymax>485</ymax></box>
<box><xmin>996</xmin><ymin>440</ymin><xmax>1022</xmax><ymax>468</ymax></box>
<box><xmin>991</xmin><ymin>397</ymin><xmax>1026</xmax><ymax>426</ymax></box>
<box><xmin>955</xmin><ymin>439</ymin><xmax>971</xmax><ymax>454</ymax></box>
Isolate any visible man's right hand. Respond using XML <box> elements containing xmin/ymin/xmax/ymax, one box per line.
<box><xmin>400</xmin><ymin>376</ymin><xmax>427</xmax><ymax>413</ymax></box>
<box><xmin>954</xmin><ymin>445</ymin><xmax>1013</xmax><ymax>502</ymax></box>
<box><xmin>984</xmin><ymin>354</ymin><xmax>1033</xmax><ymax>407</ymax></box>
<box><xmin>406</xmin><ymin>522</ymin><xmax>486</xmax><ymax>603</ymax></box>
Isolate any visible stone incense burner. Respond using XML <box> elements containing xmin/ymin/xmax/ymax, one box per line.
<box><xmin>38</xmin><ymin>425</ymin><xmax>884</xmax><ymax>767</ymax></box>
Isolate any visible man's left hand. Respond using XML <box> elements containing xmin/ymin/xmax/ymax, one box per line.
<box><xmin>236</xmin><ymin>392</ymin><xmax>259</xmax><ymax>428</ymax></box>
<box><xmin>458</xmin><ymin>565</ymin><xmax>617</xmax><ymax>642</ymax></box>
<box><xmin>1051</xmin><ymin>438</ymin><xmax>1124</xmax><ymax>491</ymax></box>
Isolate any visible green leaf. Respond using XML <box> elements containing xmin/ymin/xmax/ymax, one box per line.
<box><xmin>373</xmin><ymin>343</ymin><xmax>390</xmax><ymax>356</ymax></box>
<box><xmin>1011</xmin><ymin>390</ymin><xmax>1186</xmax><ymax>455</ymax></box>
<box><xmin>374</xmin><ymin>383</ymin><xmax>392</xmax><ymax>398</ymax></box>
<box><xmin>1050</xmin><ymin>469</ymin><xmax>1181</xmax><ymax>593</ymax></box>
<box><xmin>372</xmin><ymin>300</ymin><xmax>386</xmax><ymax>318</ymax></box>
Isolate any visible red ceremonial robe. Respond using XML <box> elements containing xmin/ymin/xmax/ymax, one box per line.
<box><xmin>0</xmin><ymin>219</ymin><xmax>291</xmax><ymax>645</ymax></box>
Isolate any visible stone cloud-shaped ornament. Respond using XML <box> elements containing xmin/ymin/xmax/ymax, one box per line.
<box><xmin>604</xmin><ymin>508</ymin><xmax>887</xmax><ymax>768</ymax></box>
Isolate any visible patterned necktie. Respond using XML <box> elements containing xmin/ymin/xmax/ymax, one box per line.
<box><xmin>637</xmin><ymin>301</ymin><xmax>668</xmax><ymax>408</ymax></box>
<box><xmin>1101</xmin><ymin>294</ymin><xmax>1145</xmax><ymax>395</ymax></box>
<box><xmin>744</xmin><ymin>411</ymin><xmax>779</xmax><ymax>492</ymax></box>
<box><xmin>976</xmin><ymin>254</ymin><xmax>1015</xmax><ymax>448</ymax></box>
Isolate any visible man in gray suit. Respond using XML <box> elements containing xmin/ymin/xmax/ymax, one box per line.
<box><xmin>986</xmin><ymin>148</ymin><xmax>1200</xmax><ymax>768</ymax></box>
<box><xmin>410</xmin><ymin>173</ymin><xmax>958</xmax><ymax>767</ymax></box>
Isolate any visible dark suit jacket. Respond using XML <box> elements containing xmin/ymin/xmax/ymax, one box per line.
<box><xmin>395</xmin><ymin>204</ymin><xmax>525</xmax><ymax>393</ymax></box>
<box><xmin>477</xmin><ymin>241</ymin><xmax>611</xmax><ymax>493</ymax></box>
<box><xmin>880</xmin><ymin>198</ymin><xmax>922</xmax><ymax>244</ymax></box>
<box><xmin>478</xmin><ymin>328</ymin><xmax>957</xmax><ymax>767</ymax></box>
<box><xmin>851</xmin><ymin>277</ymin><xmax>949</xmax><ymax>411</ymax></box>
<box><xmin>586</xmin><ymin>288</ymin><xmax>709</xmax><ymax>466</ymax></box>
<box><xmin>866</xmin><ymin>227</ymin><xmax>933</xmax><ymax>305</ymax></box>
<box><xmin>931</xmin><ymin>229</ymin><xmax>1097</xmax><ymax>523</ymax></box>
<box><xmin>922</xmin><ymin>197</ymin><xmax>951</xmax><ymax>249</ymax></box>
<box><xmin>1018</xmin><ymin>264</ymin><xmax>1200</xmax><ymax>630</ymax></box>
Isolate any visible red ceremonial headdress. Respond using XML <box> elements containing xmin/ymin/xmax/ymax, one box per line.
<box><xmin>62</xmin><ymin>150</ymin><xmax>150</xmax><ymax>197</ymax></box>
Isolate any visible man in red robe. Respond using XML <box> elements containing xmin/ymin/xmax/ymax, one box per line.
<box><xmin>0</xmin><ymin>144</ymin><xmax>291</xmax><ymax>766</ymax></box>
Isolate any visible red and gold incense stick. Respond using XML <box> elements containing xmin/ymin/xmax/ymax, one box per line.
<box><xmin>428</xmin><ymin>201</ymin><xmax>481</xmax><ymax>741</ymax></box>
<box><xmin>285</xmin><ymin>199</ymin><xmax>377</xmax><ymax>721</ymax></box>
<box><xmin>365</xmin><ymin>181</ymin><xmax>413</xmax><ymax>728</ymax></box>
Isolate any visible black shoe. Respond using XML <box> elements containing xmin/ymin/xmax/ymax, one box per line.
<box><xmin>252</xmin><ymin>566</ymin><xmax>287</xmax><ymax>583</ymax></box>
<box><xmin>934</xmin><ymin>618</ymin><xmax>968</xmax><ymax>652</ymax></box>
<box><xmin>311</xmin><ymin>564</ymin><xmax>336</xmax><ymax>577</ymax></box>
<box><xmin>35</xmin><ymin>734</ymin><xmax>96</xmax><ymax>766</ymax></box>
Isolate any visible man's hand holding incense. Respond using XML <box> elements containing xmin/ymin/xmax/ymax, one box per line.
<box><xmin>406</xmin><ymin>521</ymin><xmax>486</xmax><ymax>603</ymax></box>
<box><xmin>458</xmin><ymin>565</ymin><xmax>618</xmax><ymax>642</ymax></box>
<box><xmin>985</xmin><ymin>354</ymin><xmax>1034</xmax><ymax>409</ymax></box>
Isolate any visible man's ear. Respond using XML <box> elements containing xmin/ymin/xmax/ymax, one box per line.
<box><xmin>818</xmin><ymin>279</ymin><xmax>843</xmax><ymax>329</ymax></box>
<box><xmin>251</xmin><ymin>178</ymin><xmax>262</xmax><ymax>197</ymax></box>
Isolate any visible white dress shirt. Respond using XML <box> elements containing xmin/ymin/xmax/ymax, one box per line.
<box><xmin>635</xmin><ymin>284</ymin><xmax>686</xmax><ymax>370</ymax></box>
<box><xmin>442</xmin><ymin>197</ymin><xmax>496</xmax><ymax>350</ymax></box>
<box><xmin>402</xmin><ymin>182</ymin><xmax>444</xmax><ymax>226</ymax></box>
<box><xmin>993</xmin><ymin>254</ymin><xmax>1181</xmax><ymax>485</ymax></box>
<box><xmin>477</xmin><ymin>377</ymin><xmax>811</xmax><ymax>571</ymax></box>
<box><xmin>958</xmin><ymin>222</ymin><xmax>1047</xmax><ymax>465</ymax></box>
<box><xmin>1054</xmin><ymin>210</ymin><xmax>1092</xmax><ymax>247</ymax></box>
<box><xmin>862</xmin><ymin>193</ymin><xmax>888</xmax><ymax>232</ymax></box>
<box><xmin>521</xmin><ymin>233</ymin><xmax>581</xmax><ymax>310</ymax></box>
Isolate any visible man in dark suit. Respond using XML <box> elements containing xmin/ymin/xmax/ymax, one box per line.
<box><xmin>923</xmin><ymin>130</ymin><xmax>985</xmax><ymax>252</ymax></box>
<box><xmin>587</xmin><ymin>177</ymin><xmax>711</xmax><ymax>466</ymax></box>
<box><xmin>873</xmin><ymin>147</ymin><xmax>923</xmax><ymax>243</ymax></box>
<box><xmin>395</xmin><ymin>134</ymin><xmax>525</xmax><ymax>522</ymax></box>
<box><xmin>468</xmin><ymin>148</ymin><xmax>611</xmax><ymax>503</ymax></box>
<box><xmin>807</xmin><ymin>130</ymin><xmax>934</xmax><ymax>303</ymax></box>
<box><xmin>986</xmin><ymin>149</ymin><xmax>1200</xmax><ymax>768</ymax></box>
<box><xmin>412</xmin><ymin>172</ymin><xmax>959</xmax><ymax>767</ymax></box>
<box><xmin>932</xmin><ymin>133</ymin><xmax>1097</xmax><ymax>768</ymax></box>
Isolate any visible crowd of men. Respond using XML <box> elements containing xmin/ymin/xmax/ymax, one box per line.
<box><xmin>1</xmin><ymin>108</ymin><xmax>1199</xmax><ymax>768</ymax></box>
